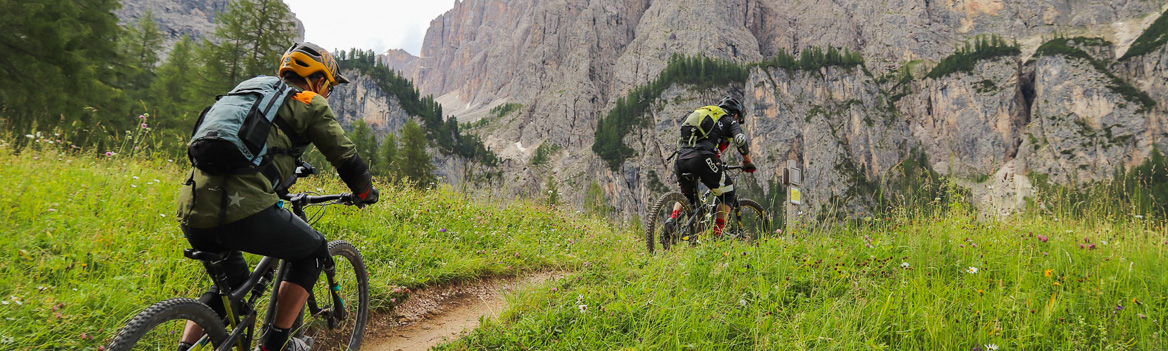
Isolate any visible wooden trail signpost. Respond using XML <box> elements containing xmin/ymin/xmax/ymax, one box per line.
<box><xmin>783</xmin><ymin>159</ymin><xmax>803</xmax><ymax>233</ymax></box>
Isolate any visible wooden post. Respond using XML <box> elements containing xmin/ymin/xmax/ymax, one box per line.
<box><xmin>783</xmin><ymin>159</ymin><xmax>802</xmax><ymax>234</ymax></box>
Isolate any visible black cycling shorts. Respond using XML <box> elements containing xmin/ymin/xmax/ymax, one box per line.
<box><xmin>181</xmin><ymin>205</ymin><xmax>330</xmax><ymax>308</ymax></box>
<box><xmin>674</xmin><ymin>153</ymin><xmax>737</xmax><ymax>207</ymax></box>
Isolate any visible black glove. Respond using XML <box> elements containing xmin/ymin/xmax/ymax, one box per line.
<box><xmin>354</xmin><ymin>186</ymin><xmax>378</xmax><ymax>208</ymax></box>
<box><xmin>743</xmin><ymin>162</ymin><xmax>757</xmax><ymax>173</ymax></box>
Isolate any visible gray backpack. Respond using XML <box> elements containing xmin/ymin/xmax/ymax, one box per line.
<box><xmin>188</xmin><ymin>76</ymin><xmax>303</xmax><ymax>175</ymax></box>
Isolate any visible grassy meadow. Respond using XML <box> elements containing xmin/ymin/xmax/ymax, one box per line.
<box><xmin>1</xmin><ymin>141</ymin><xmax>1167</xmax><ymax>350</ymax></box>
<box><xmin>0</xmin><ymin>142</ymin><xmax>628</xmax><ymax>349</ymax></box>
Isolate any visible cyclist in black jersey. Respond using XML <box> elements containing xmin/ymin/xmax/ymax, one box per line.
<box><xmin>666</xmin><ymin>96</ymin><xmax>756</xmax><ymax>236</ymax></box>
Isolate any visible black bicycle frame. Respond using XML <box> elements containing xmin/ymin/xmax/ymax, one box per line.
<box><xmin>187</xmin><ymin>192</ymin><xmax>352</xmax><ymax>351</ymax></box>
<box><xmin>677</xmin><ymin>165</ymin><xmax>744</xmax><ymax>239</ymax></box>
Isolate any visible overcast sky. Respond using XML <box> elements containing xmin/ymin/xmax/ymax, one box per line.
<box><xmin>283</xmin><ymin>0</ymin><xmax>455</xmax><ymax>56</ymax></box>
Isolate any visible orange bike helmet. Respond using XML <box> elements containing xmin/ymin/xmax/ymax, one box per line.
<box><xmin>278</xmin><ymin>42</ymin><xmax>349</xmax><ymax>86</ymax></box>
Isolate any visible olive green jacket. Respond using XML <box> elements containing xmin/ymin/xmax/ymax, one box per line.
<box><xmin>176</xmin><ymin>89</ymin><xmax>357</xmax><ymax>228</ymax></box>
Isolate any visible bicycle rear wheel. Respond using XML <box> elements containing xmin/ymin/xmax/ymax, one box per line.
<box><xmin>300</xmin><ymin>240</ymin><xmax>369</xmax><ymax>350</ymax></box>
<box><xmin>106</xmin><ymin>298</ymin><xmax>228</xmax><ymax>351</ymax></box>
<box><xmin>646</xmin><ymin>192</ymin><xmax>691</xmax><ymax>254</ymax></box>
<box><xmin>727</xmin><ymin>199</ymin><xmax>770</xmax><ymax>241</ymax></box>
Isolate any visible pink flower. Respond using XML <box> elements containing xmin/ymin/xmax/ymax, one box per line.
<box><xmin>140</xmin><ymin>123</ymin><xmax>148</xmax><ymax>129</ymax></box>
<box><xmin>104</xmin><ymin>151</ymin><xmax>115</xmax><ymax>157</ymax></box>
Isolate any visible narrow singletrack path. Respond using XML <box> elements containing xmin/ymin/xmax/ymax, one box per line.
<box><xmin>365</xmin><ymin>272</ymin><xmax>563</xmax><ymax>351</ymax></box>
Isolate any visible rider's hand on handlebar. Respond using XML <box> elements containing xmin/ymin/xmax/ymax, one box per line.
<box><xmin>354</xmin><ymin>186</ymin><xmax>379</xmax><ymax>208</ymax></box>
<box><xmin>743</xmin><ymin>161</ymin><xmax>757</xmax><ymax>173</ymax></box>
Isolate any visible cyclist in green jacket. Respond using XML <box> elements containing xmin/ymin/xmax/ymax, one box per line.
<box><xmin>175</xmin><ymin>42</ymin><xmax>378</xmax><ymax>351</ymax></box>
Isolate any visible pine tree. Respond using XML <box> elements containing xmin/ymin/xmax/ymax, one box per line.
<box><xmin>119</xmin><ymin>11</ymin><xmax>164</xmax><ymax>96</ymax></box>
<box><xmin>203</xmin><ymin>0</ymin><xmax>297</xmax><ymax>91</ymax></box>
<box><xmin>377</xmin><ymin>132</ymin><xmax>399</xmax><ymax>181</ymax></box>
<box><xmin>584</xmin><ymin>180</ymin><xmax>611</xmax><ymax>217</ymax></box>
<box><xmin>148</xmin><ymin>35</ymin><xmax>204</xmax><ymax>150</ymax></box>
<box><xmin>398</xmin><ymin>120</ymin><xmax>436</xmax><ymax>187</ymax></box>
<box><xmin>544</xmin><ymin>176</ymin><xmax>561</xmax><ymax>206</ymax></box>
<box><xmin>0</xmin><ymin>0</ymin><xmax>125</xmax><ymax>138</ymax></box>
<box><xmin>347</xmin><ymin>119</ymin><xmax>378</xmax><ymax>171</ymax></box>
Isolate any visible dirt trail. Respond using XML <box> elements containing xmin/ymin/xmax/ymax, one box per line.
<box><xmin>364</xmin><ymin>272</ymin><xmax>562</xmax><ymax>351</ymax></box>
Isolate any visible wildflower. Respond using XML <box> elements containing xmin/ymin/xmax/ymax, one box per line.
<box><xmin>0</xmin><ymin>335</ymin><xmax>12</xmax><ymax>343</ymax></box>
<box><xmin>1044</xmin><ymin>269</ymin><xmax>1053</xmax><ymax>277</ymax></box>
<box><xmin>967</xmin><ymin>267</ymin><xmax>978</xmax><ymax>274</ymax></box>
<box><xmin>985</xmin><ymin>344</ymin><xmax>999</xmax><ymax>350</ymax></box>
<box><xmin>1116</xmin><ymin>304</ymin><xmax>1123</xmax><ymax>311</ymax></box>
<box><xmin>738</xmin><ymin>299</ymin><xmax>747</xmax><ymax>307</ymax></box>
<box><xmin>25</xmin><ymin>134</ymin><xmax>34</xmax><ymax>138</ymax></box>
<box><xmin>1052</xmin><ymin>282</ymin><xmax>1060</xmax><ymax>286</ymax></box>
<box><xmin>439</xmin><ymin>228</ymin><xmax>446</xmax><ymax>233</ymax></box>
<box><xmin>1088</xmin><ymin>244</ymin><xmax>1096</xmax><ymax>250</ymax></box>
<box><xmin>1135</xmin><ymin>215</ymin><xmax>1145</xmax><ymax>219</ymax></box>
<box><xmin>105</xmin><ymin>151</ymin><xmax>115</xmax><ymax>157</ymax></box>
<box><xmin>577</xmin><ymin>304</ymin><xmax>587</xmax><ymax>313</ymax></box>
<box><xmin>140</xmin><ymin>123</ymin><xmax>148</xmax><ymax>129</ymax></box>
<box><xmin>901</xmin><ymin>262</ymin><xmax>910</xmax><ymax>268</ymax></box>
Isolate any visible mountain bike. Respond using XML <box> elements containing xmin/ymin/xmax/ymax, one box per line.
<box><xmin>645</xmin><ymin>165</ymin><xmax>770</xmax><ymax>253</ymax></box>
<box><xmin>107</xmin><ymin>161</ymin><xmax>369</xmax><ymax>351</ymax></box>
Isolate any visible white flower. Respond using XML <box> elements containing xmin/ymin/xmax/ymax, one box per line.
<box><xmin>985</xmin><ymin>344</ymin><xmax>999</xmax><ymax>350</ymax></box>
<box><xmin>132</xmin><ymin>176</ymin><xmax>139</xmax><ymax>180</ymax></box>
<box><xmin>901</xmin><ymin>262</ymin><xmax>910</xmax><ymax>268</ymax></box>
<box><xmin>967</xmin><ymin>266</ymin><xmax>979</xmax><ymax>274</ymax></box>
<box><xmin>160</xmin><ymin>213</ymin><xmax>167</xmax><ymax>217</ymax></box>
<box><xmin>738</xmin><ymin>299</ymin><xmax>747</xmax><ymax>307</ymax></box>
<box><xmin>1135</xmin><ymin>214</ymin><xmax>1145</xmax><ymax>219</ymax></box>
<box><xmin>577</xmin><ymin>304</ymin><xmax>587</xmax><ymax>313</ymax></box>
<box><xmin>0</xmin><ymin>335</ymin><xmax>12</xmax><ymax>344</ymax></box>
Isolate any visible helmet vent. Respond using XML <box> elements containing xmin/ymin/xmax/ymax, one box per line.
<box><xmin>301</xmin><ymin>47</ymin><xmax>321</xmax><ymax>56</ymax></box>
<box><xmin>294</xmin><ymin>59</ymin><xmax>309</xmax><ymax>67</ymax></box>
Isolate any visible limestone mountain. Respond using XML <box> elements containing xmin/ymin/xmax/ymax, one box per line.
<box><xmin>390</xmin><ymin>0</ymin><xmax>1168</xmax><ymax>220</ymax></box>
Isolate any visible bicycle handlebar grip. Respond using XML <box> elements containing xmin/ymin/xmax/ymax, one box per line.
<box><xmin>294</xmin><ymin>160</ymin><xmax>318</xmax><ymax>178</ymax></box>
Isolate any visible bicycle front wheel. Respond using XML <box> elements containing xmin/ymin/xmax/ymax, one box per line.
<box><xmin>106</xmin><ymin>298</ymin><xmax>228</xmax><ymax>351</ymax></box>
<box><xmin>728</xmin><ymin>198</ymin><xmax>770</xmax><ymax>241</ymax></box>
<box><xmin>646</xmin><ymin>192</ymin><xmax>691</xmax><ymax>254</ymax></box>
<box><xmin>301</xmin><ymin>240</ymin><xmax>369</xmax><ymax>351</ymax></box>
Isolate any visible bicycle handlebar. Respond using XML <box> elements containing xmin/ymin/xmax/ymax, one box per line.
<box><xmin>282</xmin><ymin>192</ymin><xmax>356</xmax><ymax>206</ymax></box>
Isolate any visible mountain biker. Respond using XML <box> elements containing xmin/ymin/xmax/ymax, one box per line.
<box><xmin>174</xmin><ymin>42</ymin><xmax>378</xmax><ymax>351</ymax></box>
<box><xmin>665</xmin><ymin>96</ymin><xmax>756</xmax><ymax>237</ymax></box>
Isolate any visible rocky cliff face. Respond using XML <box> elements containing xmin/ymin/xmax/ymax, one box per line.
<box><xmin>116</xmin><ymin>0</ymin><xmax>305</xmax><ymax>56</ymax></box>
<box><xmin>1019</xmin><ymin>54</ymin><xmax>1164</xmax><ymax>184</ymax></box>
<box><xmin>398</xmin><ymin>0</ymin><xmax>1168</xmax><ymax>220</ymax></box>
<box><xmin>327</xmin><ymin>69</ymin><xmax>414</xmax><ymax>135</ymax></box>
<box><xmin>901</xmin><ymin>58</ymin><xmax>1029</xmax><ymax>178</ymax></box>
<box><xmin>116</xmin><ymin>0</ymin><xmax>228</xmax><ymax>53</ymax></box>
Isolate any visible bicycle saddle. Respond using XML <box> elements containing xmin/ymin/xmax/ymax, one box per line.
<box><xmin>183</xmin><ymin>249</ymin><xmax>228</xmax><ymax>262</ymax></box>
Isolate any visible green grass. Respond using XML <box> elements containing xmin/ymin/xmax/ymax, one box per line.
<box><xmin>445</xmin><ymin>214</ymin><xmax>1168</xmax><ymax>350</ymax></box>
<box><xmin>0</xmin><ymin>145</ymin><xmax>628</xmax><ymax>349</ymax></box>
<box><xmin>3</xmin><ymin>143</ymin><xmax>1168</xmax><ymax>350</ymax></box>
